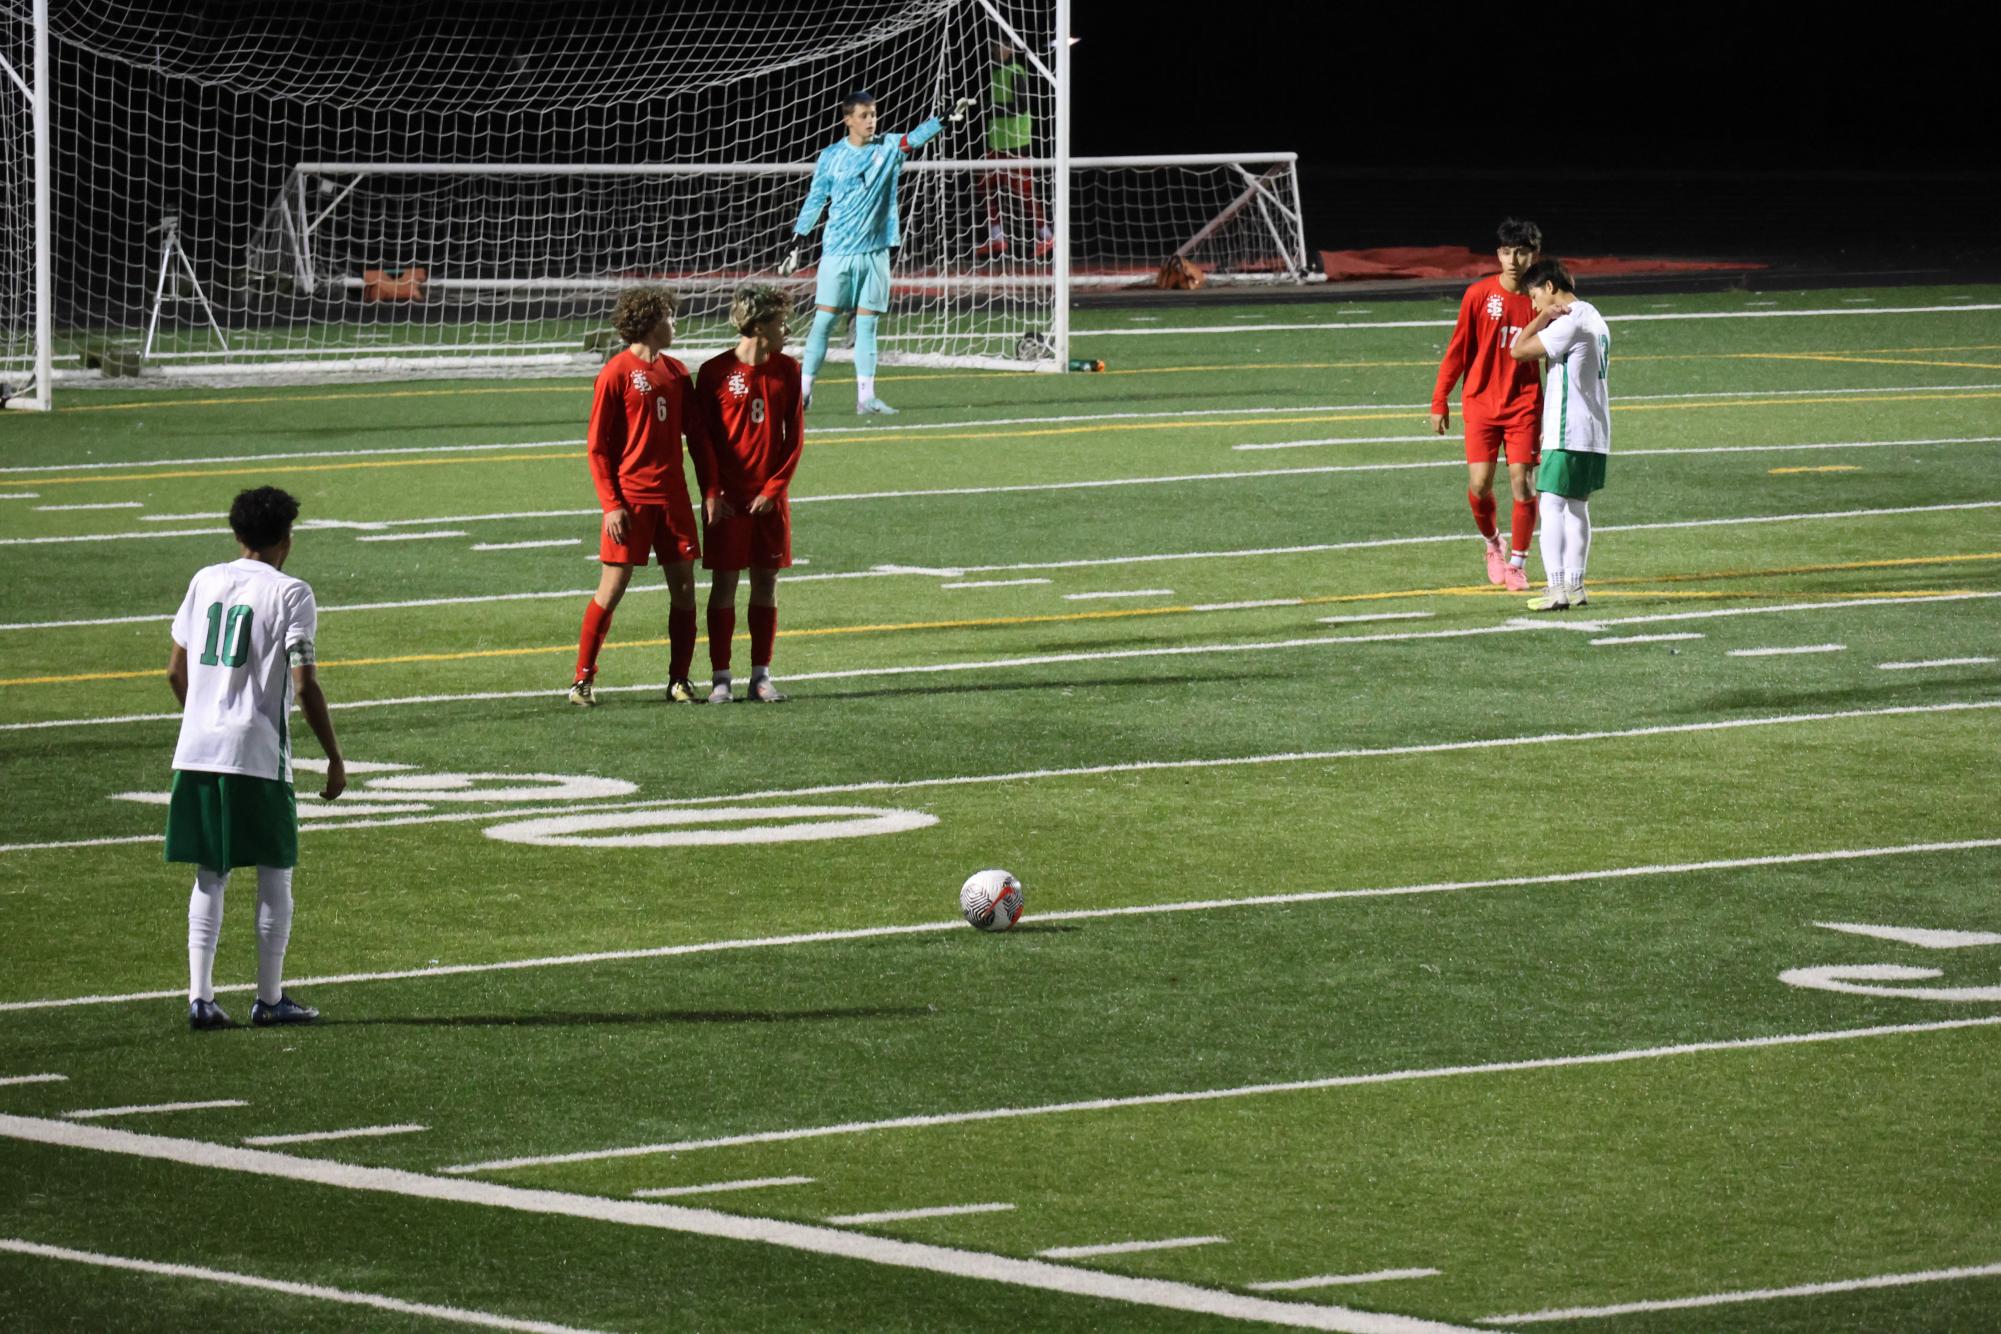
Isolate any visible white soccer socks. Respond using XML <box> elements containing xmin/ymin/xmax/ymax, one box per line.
<box><xmin>187</xmin><ymin>865</ymin><xmax>228</xmax><ymax>1002</ymax></box>
<box><xmin>255</xmin><ymin>865</ymin><xmax>294</xmax><ymax>1007</ymax></box>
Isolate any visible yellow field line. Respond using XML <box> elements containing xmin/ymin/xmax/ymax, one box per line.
<box><xmin>1740</xmin><ymin>352</ymin><xmax>2001</xmax><ymax>371</ymax></box>
<box><xmin>7</xmin><ymin>552</ymin><xmax>1996</xmax><ymax>689</ymax></box>
<box><xmin>1770</xmin><ymin>465</ymin><xmax>1862</xmax><ymax>475</ymax></box>
<box><xmin>26</xmin><ymin>387</ymin><xmax>2001</xmax><ymax>488</ymax></box>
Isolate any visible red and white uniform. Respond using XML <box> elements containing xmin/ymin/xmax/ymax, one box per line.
<box><xmin>693</xmin><ymin>349</ymin><xmax>804</xmax><ymax>571</ymax></box>
<box><xmin>587</xmin><ymin>348</ymin><xmax>712</xmax><ymax>565</ymax></box>
<box><xmin>1433</xmin><ymin>276</ymin><xmax>1543</xmax><ymax>465</ymax></box>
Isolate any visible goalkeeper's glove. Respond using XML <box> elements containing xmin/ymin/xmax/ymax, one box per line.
<box><xmin>776</xmin><ymin>241</ymin><xmax>804</xmax><ymax>277</ymax></box>
<box><xmin>945</xmin><ymin>96</ymin><xmax>977</xmax><ymax>125</ymax></box>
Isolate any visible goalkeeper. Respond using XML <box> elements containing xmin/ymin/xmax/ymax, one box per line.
<box><xmin>780</xmin><ymin>88</ymin><xmax>973</xmax><ymax>416</ymax></box>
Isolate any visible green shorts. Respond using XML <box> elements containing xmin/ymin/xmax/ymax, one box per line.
<box><xmin>164</xmin><ymin>770</ymin><xmax>298</xmax><ymax>870</ymax></box>
<box><xmin>1537</xmin><ymin>448</ymin><xmax>1607</xmax><ymax>499</ymax></box>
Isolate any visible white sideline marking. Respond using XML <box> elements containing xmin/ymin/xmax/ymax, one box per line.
<box><xmin>1843</xmin><ymin>297</ymin><xmax>1877</xmax><ymax>303</ymax></box>
<box><xmin>356</xmin><ymin>530</ymin><xmax>468</xmax><ymax>542</ymax></box>
<box><xmin>4</xmin><ymin>493</ymin><xmax>1997</xmax><ymax>626</ymax></box>
<box><xmin>1590</xmin><ymin>633</ymin><xmax>1705</xmax><ymax>646</ymax></box>
<box><xmin>0</xmin><ymin>436</ymin><xmax>586</xmax><ymax>475</ymax></box>
<box><xmin>140</xmin><ymin>512</ymin><xmax>225</xmax><ymax>521</ymax></box>
<box><xmin>1317</xmin><ymin>612</ymin><xmax>1435</xmax><ymax>625</ymax></box>
<box><xmin>941</xmin><ymin>578</ymin><xmax>1053</xmax><ymax>589</ymax></box>
<box><xmin>1880</xmin><ymin>657</ymin><xmax>1997</xmax><ymax>670</ymax></box>
<box><xmin>1063</xmin><ymin>588</ymin><xmax>1174</xmax><ymax>601</ymax></box>
<box><xmin>1728</xmin><ymin>643</ymin><xmax>1846</xmax><ymax>657</ymax></box>
<box><xmin>0</xmin><ymin>491</ymin><xmax>38</xmax><ymax>499</ymax></box>
<box><xmin>243</xmin><ymin>1123</ymin><xmax>429</xmax><ymax>1146</ymax></box>
<box><xmin>1814</xmin><ymin>921</ymin><xmax>2001</xmax><ymax>949</ymax></box>
<box><xmin>1233</xmin><ymin>434</ymin><xmax>1442</xmax><ymax>452</ymax></box>
<box><xmin>447</xmin><ymin>1013</ymin><xmax>2001</xmax><ymax>1173</ymax></box>
<box><xmin>0</xmin><ymin>1118</ymin><xmax>1468</xmax><ymax>1334</ymax></box>
<box><xmin>471</xmin><ymin>539</ymin><xmax>580</xmax><ymax>551</ymax></box>
<box><xmin>1192</xmin><ymin>598</ymin><xmax>1305</xmax><ymax>612</ymax></box>
<box><xmin>63</xmin><ymin>1099</ymin><xmax>247</xmax><ymax>1119</ymax></box>
<box><xmin>1250</xmin><ymin>1270</ymin><xmax>1443</xmax><ymax>1291</ymax></box>
<box><xmin>0</xmin><ymin>1073</ymin><xmax>66</xmax><ymax>1088</ymax></box>
<box><xmin>633</xmin><ymin>1175</ymin><xmax>815</xmax><ymax>1198</ymax></box>
<box><xmin>0</xmin><ymin>1238</ymin><xmax>610</xmax><ymax>1334</ymax></box>
<box><xmin>1076</xmin><ymin>303</ymin><xmax>2001</xmax><ymax>336</ymax></box>
<box><xmin>1241</xmin><ymin>433</ymin><xmax>2001</xmax><ymax>461</ymax></box>
<box><xmin>8</xmin><ymin>836</ymin><xmax>2000</xmax><ymax>1014</ymax></box>
<box><xmin>33</xmin><ymin>501</ymin><xmax>140</xmax><ymax>511</ymax></box>
<box><xmin>827</xmin><ymin>1202</ymin><xmax>1017</xmax><ymax>1225</ymax></box>
<box><xmin>1480</xmin><ymin>1260</ymin><xmax>2001</xmax><ymax>1324</ymax></box>
<box><xmin>872</xmin><ymin>563</ymin><xmax>965</xmax><ymax>577</ymax></box>
<box><xmin>1041</xmin><ymin>1237</ymin><xmax>1228</xmax><ymax>1259</ymax></box>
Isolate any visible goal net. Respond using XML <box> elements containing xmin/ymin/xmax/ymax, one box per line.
<box><xmin>5</xmin><ymin>1</ymin><xmax>1312</xmax><ymax>398</ymax></box>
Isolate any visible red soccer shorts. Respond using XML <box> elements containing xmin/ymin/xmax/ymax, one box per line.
<box><xmin>1463</xmin><ymin>417</ymin><xmax>1540</xmax><ymax>467</ymax></box>
<box><xmin>600</xmin><ymin>500</ymin><xmax>699</xmax><ymax>567</ymax></box>
<box><xmin>701</xmin><ymin>500</ymin><xmax>792</xmax><ymax>572</ymax></box>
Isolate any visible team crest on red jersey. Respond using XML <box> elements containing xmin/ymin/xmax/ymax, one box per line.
<box><xmin>726</xmin><ymin>368</ymin><xmax>750</xmax><ymax>398</ymax></box>
<box><xmin>1484</xmin><ymin>294</ymin><xmax>1505</xmax><ymax>321</ymax></box>
<box><xmin>628</xmin><ymin>369</ymin><xmax>654</xmax><ymax>394</ymax></box>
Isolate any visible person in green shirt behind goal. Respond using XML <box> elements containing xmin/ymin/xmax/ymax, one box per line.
<box><xmin>973</xmin><ymin>40</ymin><xmax>1053</xmax><ymax>261</ymax></box>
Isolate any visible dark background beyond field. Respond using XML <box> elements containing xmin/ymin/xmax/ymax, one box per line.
<box><xmin>1071</xmin><ymin>7</ymin><xmax>1999</xmax><ymax>273</ymax></box>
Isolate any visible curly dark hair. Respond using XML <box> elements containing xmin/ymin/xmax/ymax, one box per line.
<box><xmin>611</xmin><ymin>286</ymin><xmax>678</xmax><ymax>345</ymax></box>
<box><xmin>229</xmin><ymin>486</ymin><xmax>300</xmax><ymax>551</ymax></box>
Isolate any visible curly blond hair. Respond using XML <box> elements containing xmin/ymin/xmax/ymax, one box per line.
<box><xmin>611</xmin><ymin>286</ymin><xmax>677</xmax><ymax>344</ymax></box>
<box><xmin>729</xmin><ymin>284</ymin><xmax>792</xmax><ymax>336</ymax></box>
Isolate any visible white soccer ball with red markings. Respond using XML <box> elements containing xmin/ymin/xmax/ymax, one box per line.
<box><xmin>959</xmin><ymin>869</ymin><xmax>1024</xmax><ymax>932</ymax></box>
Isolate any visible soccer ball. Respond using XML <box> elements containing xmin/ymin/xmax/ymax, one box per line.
<box><xmin>959</xmin><ymin>869</ymin><xmax>1024</xmax><ymax>932</ymax></box>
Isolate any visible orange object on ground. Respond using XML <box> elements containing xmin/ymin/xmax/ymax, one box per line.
<box><xmin>361</xmin><ymin>267</ymin><xmax>428</xmax><ymax>301</ymax></box>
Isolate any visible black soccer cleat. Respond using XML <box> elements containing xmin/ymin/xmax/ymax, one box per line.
<box><xmin>666</xmin><ymin>677</ymin><xmax>699</xmax><ymax>704</ymax></box>
<box><xmin>188</xmin><ymin>998</ymin><xmax>232</xmax><ymax>1031</ymax></box>
<box><xmin>250</xmin><ymin>994</ymin><xmax>319</xmax><ymax>1026</ymax></box>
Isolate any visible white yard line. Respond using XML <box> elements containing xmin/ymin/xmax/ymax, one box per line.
<box><xmin>139</xmin><ymin>512</ymin><xmax>226</xmax><ymax>521</ymax></box>
<box><xmin>33</xmin><ymin>501</ymin><xmax>141</xmax><ymax>511</ymax></box>
<box><xmin>0</xmin><ymin>1073</ymin><xmax>66</xmax><ymax>1088</ymax></box>
<box><xmin>1590</xmin><ymin>633</ymin><xmax>1706</xmax><ymax>646</ymax></box>
<box><xmin>1040</xmin><ymin>1237</ymin><xmax>1228</xmax><ymax>1259</ymax></box>
<box><xmin>827</xmin><ymin>1203</ymin><xmax>1017</xmax><ymax>1225</ymax></box>
<box><xmin>445</xmin><ymin>1013</ymin><xmax>2001</xmax><ymax>1173</ymax></box>
<box><xmin>1728</xmin><ymin>644</ymin><xmax>1846</xmax><ymax>657</ymax></box>
<box><xmin>1234</xmin><ymin>435</ymin><xmax>1442</xmax><ymax>452</ymax></box>
<box><xmin>0</xmin><ymin>1239</ymin><xmax>611</xmax><ymax>1334</ymax></box>
<box><xmin>1192</xmin><ymin>598</ymin><xmax>1305</xmax><ymax>612</ymax></box>
<box><xmin>633</xmin><ymin>1175</ymin><xmax>815</xmax><ymax>1199</ymax></box>
<box><xmin>1063</xmin><ymin>589</ymin><xmax>1175</xmax><ymax>601</ymax></box>
<box><xmin>355</xmin><ymin>530</ymin><xmax>468</xmax><ymax>543</ymax></box>
<box><xmin>242</xmin><ymin>1123</ymin><xmax>429</xmax><ymax>1147</ymax></box>
<box><xmin>0</xmin><ymin>492</ymin><xmax>39</xmax><ymax>499</ymax></box>
<box><xmin>7</xmin><ymin>835</ymin><xmax>1998</xmax><ymax>1014</ymax></box>
<box><xmin>0</xmin><ymin>1118</ymin><xmax>1470</xmax><ymax>1334</ymax></box>
<box><xmin>1075</xmin><ymin>303</ymin><xmax>2001</xmax><ymax>337</ymax></box>
<box><xmin>1880</xmin><ymin>657</ymin><xmax>1997</xmax><ymax>670</ymax></box>
<box><xmin>1241</xmin><ymin>433</ymin><xmax>2001</xmax><ymax>459</ymax></box>
<box><xmin>1480</xmin><ymin>1260</ymin><xmax>2001</xmax><ymax>1324</ymax></box>
<box><xmin>2</xmin><ymin>596</ymin><xmax>1996</xmax><ymax>741</ymax></box>
<box><xmin>1317</xmin><ymin>612</ymin><xmax>1436</xmax><ymax>625</ymax></box>
<box><xmin>471</xmin><ymin>539</ymin><xmax>581</xmax><ymax>552</ymax></box>
<box><xmin>63</xmin><ymin>1099</ymin><xmax>247</xmax><ymax>1119</ymax></box>
<box><xmin>0</xmin><ymin>437</ymin><xmax>585</xmax><ymax>475</ymax></box>
<box><xmin>1251</xmin><ymin>1270</ymin><xmax>1443</xmax><ymax>1291</ymax></box>
<box><xmin>940</xmin><ymin>578</ymin><xmax>1053</xmax><ymax>589</ymax></box>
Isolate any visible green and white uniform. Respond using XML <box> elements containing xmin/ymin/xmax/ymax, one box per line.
<box><xmin>165</xmin><ymin>558</ymin><xmax>317</xmax><ymax>868</ymax></box>
<box><xmin>1534</xmin><ymin>299</ymin><xmax>1611</xmax><ymax>498</ymax></box>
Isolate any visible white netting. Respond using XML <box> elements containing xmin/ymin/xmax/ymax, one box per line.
<box><xmin>5</xmin><ymin>1</ymin><xmax>1311</xmax><ymax>393</ymax></box>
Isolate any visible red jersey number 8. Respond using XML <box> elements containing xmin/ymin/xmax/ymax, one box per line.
<box><xmin>750</xmin><ymin>398</ymin><xmax>765</xmax><ymax>424</ymax></box>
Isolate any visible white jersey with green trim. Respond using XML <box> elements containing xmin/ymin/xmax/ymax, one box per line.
<box><xmin>170</xmin><ymin>558</ymin><xmax>317</xmax><ymax>782</ymax></box>
<box><xmin>1538</xmin><ymin>299</ymin><xmax>1611</xmax><ymax>456</ymax></box>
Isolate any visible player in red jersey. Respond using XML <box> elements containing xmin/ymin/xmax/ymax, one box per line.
<box><xmin>568</xmin><ymin>286</ymin><xmax>718</xmax><ymax>706</ymax></box>
<box><xmin>693</xmin><ymin>285</ymin><xmax>804</xmax><ymax>703</ymax></box>
<box><xmin>1431</xmin><ymin>218</ymin><xmax>1546</xmax><ymax>591</ymax></box>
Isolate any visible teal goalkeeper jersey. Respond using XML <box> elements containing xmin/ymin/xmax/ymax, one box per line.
<box><xmin>794</xmin><ymin>117</ymin><xmax>943</xmax><ymax>257</ymax></box>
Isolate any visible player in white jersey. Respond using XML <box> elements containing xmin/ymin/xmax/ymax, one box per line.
<box><xmin>166</xmin><ymin>486</ymin><xmax>346</xmax><ymax>1030</ymax></box>
<box><xmin>1509</xmin><ymin>258</ymin><xmax>1611</xmax><ymax>611</ymax></box>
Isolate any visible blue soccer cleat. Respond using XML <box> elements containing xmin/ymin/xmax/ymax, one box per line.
<box><xmin>188</xmin><ymin>998</ymin><xmax>232</xmax><ymax>1031</ymax></box>
<box><xmin>250</xmin><ymin>994</ymin><xmax>319</xmax><ymax>1026</ymax></box>
<box><xmin>857</xmin><ymin>396</ymin><xmax>899</xmax><ymax>416</ymax></box>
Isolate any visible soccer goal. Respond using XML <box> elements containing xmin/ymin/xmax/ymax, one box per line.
<box><xmin>2</xmin><ymin>0</ymin><xmax>1314</xmax><ymax>405</ymax></box>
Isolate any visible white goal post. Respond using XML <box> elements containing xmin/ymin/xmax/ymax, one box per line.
<box><xmin>3</xmin><ymin>0</ymin><xmax>1315</xmax><ymax>404</ymax></box>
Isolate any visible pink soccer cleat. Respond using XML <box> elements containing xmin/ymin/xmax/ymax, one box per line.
<box><xmin>1484</xmin><ymin>541</ymin><xmax>1507</xmax><ymax>585</ymax></box>
<box><xmin>1501</xmin><ymin>562</ymin><xmax>1529</xmax><ymax>592</ymax></box>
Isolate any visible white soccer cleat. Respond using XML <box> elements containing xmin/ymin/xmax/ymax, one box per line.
<box><xmin>707</xmin><ymin>680</ymin><xmax>733</xmax><ymax>705</ymax></box>
<box><xmin>1525</xmin><ymin>588</ymin><xmax>1571</xmax><ymax>612</ymax></box>
<box><xmin>1568</xmin><ymin>584</ymin><xmax>1589</xmax><ymax>607</ymax></box>
<box><xmin>567</xmin><ymin>679</ymin><xmax>596</xmax><ymax>707</ymax></box>
<box><xmin>857</xmin><ymin>396</ymin><xmax>898</xmax><ymax>416</ymax></box>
